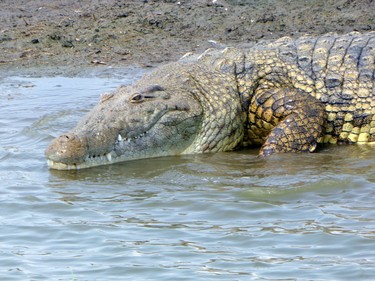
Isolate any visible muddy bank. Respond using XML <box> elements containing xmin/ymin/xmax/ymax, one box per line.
<box><xmin>0</xmin><ymin>0</ymin><xmax>374</xmax><ymax>73</ymax></box>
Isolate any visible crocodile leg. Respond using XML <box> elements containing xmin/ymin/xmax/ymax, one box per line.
<box><xmin>247</xmin><ymin>88</ymin><xmax>327</xmax><ymax>156</ymax></box>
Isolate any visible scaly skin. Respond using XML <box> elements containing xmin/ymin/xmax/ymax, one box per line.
<box><xmin>46</xmin><ymin>32</ymin><xmax>375</xmax><ymax>170</ymax></box>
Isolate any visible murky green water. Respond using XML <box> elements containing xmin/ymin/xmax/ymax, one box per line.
<box><xmin>1</xmin><ymin>68</ymin><xmax>374</xmax><ymax>280</ymax></box>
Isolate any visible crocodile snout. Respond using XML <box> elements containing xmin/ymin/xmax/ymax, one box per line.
<box><xmin>45</xmin><ymin>133</ymin><xmax>88</xmax><ymax>164</ymax></box>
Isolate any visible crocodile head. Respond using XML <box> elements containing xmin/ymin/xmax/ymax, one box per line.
<box><xmin>45</xmin><ymin>63</ymin><xmax>244</xmax><ymax>170</ymax></box>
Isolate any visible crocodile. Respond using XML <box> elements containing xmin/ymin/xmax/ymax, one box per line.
<box><xmin>46</xmin><ymin>32</ymin><xmax>375</xmax><ymax>170</ymax></box>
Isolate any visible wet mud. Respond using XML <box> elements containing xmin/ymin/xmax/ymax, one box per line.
<box><xmin>0</xmin><ymin>0</ymin><xmax>374</xmax><ymax>73</ymax></box>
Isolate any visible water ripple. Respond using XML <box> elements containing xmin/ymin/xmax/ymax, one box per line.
<box><xmin>1</xmin><ymin>71</ymin><xmax>375</xmax><ymax>280</ymax></box>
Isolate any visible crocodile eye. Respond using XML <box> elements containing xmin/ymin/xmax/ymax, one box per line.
<box><xmin>130</xmin><ymin>93</ymin><xmax>143</xmax><ymax>103</ymax></box>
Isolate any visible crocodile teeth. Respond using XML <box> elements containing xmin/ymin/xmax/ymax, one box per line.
<box><xmin>106</xmin><ymin>152</ymin><xmax>112</xmax><ymax>162</ymax></box>
<box><xmin>116</xmin><ymin>131</ymin><xmax>149</xmax><ymax>145</ymax></box>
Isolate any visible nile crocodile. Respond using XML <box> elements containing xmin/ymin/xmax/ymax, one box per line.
<box><xmin>46</xmin><ymin>32</ymin><xmax>375</xmax><ymax>170</ymax></box>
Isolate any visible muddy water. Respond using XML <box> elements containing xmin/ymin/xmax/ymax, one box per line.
<box><xmin>0</xmin><ymin>68</ymin><xmax>374</xmax><ymax>280</ymax></box>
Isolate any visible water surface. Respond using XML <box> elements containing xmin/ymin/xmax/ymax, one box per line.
<box><xmin>0</xmin><ymin>68</ymin><xmax>374</xmax><ymax>280</ymax></box>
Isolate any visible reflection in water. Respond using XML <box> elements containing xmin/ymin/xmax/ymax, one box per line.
<box><xmin>0</xmin><ymin>71</ymin><xmax>374</xmax><ymax>280</ymax></box>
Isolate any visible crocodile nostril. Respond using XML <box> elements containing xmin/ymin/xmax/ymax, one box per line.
<box><xmin>45</xmin><ymin>133</ymin><xmax>88</xmax><ymax>164</ymax></box>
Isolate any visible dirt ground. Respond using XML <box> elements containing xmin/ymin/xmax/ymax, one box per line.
<box><xmin>0</xmin><ymin>0</ymin><xmax>374</xmax><ymax>73</ymax></box>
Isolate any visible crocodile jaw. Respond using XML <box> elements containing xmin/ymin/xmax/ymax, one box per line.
<box><xmin>45</xmin><ymin>83</ymin><xmax>204</xmax><ymax>170</ymax></box>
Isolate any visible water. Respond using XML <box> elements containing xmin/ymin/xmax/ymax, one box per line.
<box><xmin>0</xmin><ymin>67</ymin><xmax>374</xmax><ymax>281</ymax></box>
